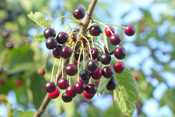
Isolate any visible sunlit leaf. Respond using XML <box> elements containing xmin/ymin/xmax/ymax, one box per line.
<box><xmin>28</xmin><ymin>12</ymin><xmax>52</xmax><ymax>28</ymax></box>
<box><xmin>113</xmin><ymin>63</ymin><xmax>139</xmax><ymax>116</ymax></box>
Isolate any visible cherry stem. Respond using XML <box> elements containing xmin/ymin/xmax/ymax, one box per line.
<box><xmin>82</xmin><ymin>36</ymin><xmax>93</xmax><ymax>59</ymax></box>
<box><xmin>51</xmin><ymin>59</ymin><xmax>57</xmax><ymax>82</ymax></box>
<box><xmin>43</xmin><ymin>50</ymin><xmax>50</xmax><ymax>68</ymax></box>
<box><xmin>52</xmin><ymin>16</ymin><xmax>79</xmax><ymax>28</ymax></box>
<box><xmin>104</xmin><ymin>23</ymin><xmax>126</xmax><ymax>29</ymax></box>
<box><xmin>56</xmin><ymin>21</ymin><xmax>77</xmax><ymax>37</ymax></box>
<box><xmin>77</xmin><ymin>48</ymin><xmax>83</xmax><ymax>81</ymax></box>
<box><xmin>90</xmin><ymin>36</ymin><xmax>95</xmax><ymax>48</ymax></box>
<box><xmin>81</xmin><ymin>43</ymin><xmax>86</xmax><ymax>69</ymax></box>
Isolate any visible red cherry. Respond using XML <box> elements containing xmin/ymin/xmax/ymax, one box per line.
<box><xmin>15</xmin><ymin>80</ymin><xmax>23</xmax><ymax>87</ymax></box>
<box><xmin>105</xmin><ymin>26</ymin><xmax>115</xmax><ymax>37</ymax></box>
<box><xmin>84</xmin><ymin>91</ymin><xmax>94</xmax><ymax>99</ymax></box>
<box><xmin>113</xmin><ymin>61</ymin><xmax>125</xmax><ymax>73</ymax></box>
<box><xmin>49</xmin><ymin>88</ymin><xmax>60</xmax><ymax>99</ymax></box>
<box><xmin>124</xmin><ymin>24</ymin><xmax>136</xmax><ymax>36</ymax></box>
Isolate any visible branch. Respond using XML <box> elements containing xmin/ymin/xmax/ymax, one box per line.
<box><xmin>35</xmin><ymin>0</ymin><xmax>98</xmax><ymax>116</ymax></box>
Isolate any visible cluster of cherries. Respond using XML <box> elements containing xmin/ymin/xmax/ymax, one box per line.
<box><xmin>38</xmin><ymin>7</ymin><xmax>136</xmax><ymax>102</ymax></box>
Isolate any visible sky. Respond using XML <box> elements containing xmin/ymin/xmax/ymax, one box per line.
<box><xmin>0</xmin><ymin>0</ymin><xmax>174</xmax><ymax>117</ymax></box>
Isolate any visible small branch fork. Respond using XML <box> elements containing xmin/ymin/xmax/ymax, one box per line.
<box><xmin>35</xmin><ymin>0</ymin><xmax>98</xmax><ymax>116</ymax></box>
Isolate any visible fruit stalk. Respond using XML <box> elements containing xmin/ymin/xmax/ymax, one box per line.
<box><xmin>35</xmin><ymin>0</ymin><xmax>98</xmax><ymax>116</ymax></box>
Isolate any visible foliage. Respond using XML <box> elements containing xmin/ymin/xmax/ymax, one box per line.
<box><xmin>0</xmin><ymin>0</ymin><xmax>175</xmax><ymax>117</ymax></box>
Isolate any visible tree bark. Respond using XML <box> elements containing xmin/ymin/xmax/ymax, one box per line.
<box><xmin>35</xmin><ymin>0</ymin><xmax>98</xmax><ymax>116</ymax></box>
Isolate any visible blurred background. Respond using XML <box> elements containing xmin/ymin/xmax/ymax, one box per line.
<box><xmin>0</xmin><ymin>0</ymin><xmax>175</xmax><ymax>116</ymax></box>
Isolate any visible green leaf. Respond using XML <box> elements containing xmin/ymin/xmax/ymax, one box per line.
<box><xmin>7</xmin><ymin>45</ymin><xmax>34</xmax><ymax>74</ymax></box>
<box><xmin>113</xmin><ymin>64</ymin><xmax>139</xmax><ymax>116</ymax></box>
<box><xmin>13</xmin><ymin>110</ymin><xmax>23</xmax><ymax>117</ymax></box>
<box><xmin>18</xmin><ymin>111</ymin><xmax>35</xmax><ymax>117</ymax></box>
<box><xmin>33</xmin><ymin>34</ymin><xmax>45</xmax><ymax>41</ymax></box>
<box><xmin>102</xmin><ymin>31</ymin><xmax>116</xmax><ymax>53</ymax></box>
<box><xmin>97</xmin><ymin>77</ymin><xmax>110</xmax><ymax>95</ymax></box>
<box><xmin>28</xmin><ymin>12</ymin><xmax>52</xmax><ymax>28</ymax></box>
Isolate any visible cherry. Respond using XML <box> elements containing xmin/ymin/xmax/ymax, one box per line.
<box><xmin>56</xmin><ymin>32</ymin><xmax>68</xmax><ymax>44</ymax></box>
<box><xmin>105</xmin><ymin>26</ymin><xmax>115</xmax><ymax>37</ymax></box>
<box><xmin>38</xmin><ymin>68</ymin><xmax>45</xmax><ymax>76</ymax></box>
<box><xmin>87</xmin><ymin>59</ymin><xmax>99</xmax><ymax>72</ymax></box>
<box><xmin>62</xmin><ymin>92</ymin><xmax>72</xmax><ymax>103</ymax></box>
<box><xmin>46</xmin><ymin>37</ymin><xmax>57</xmax><ymax>49</ymax></box>
<box><xmin>73</xmin><ymin>7</ymin><xmax>85</xmax><ymax>19</ymax></box>
<box><xmin>45</xmin><ymin>82</ymin><xmax>56</xmax><ymax>93</ymax></box>
<box><xmin>124</xmin><ymin>24</ymin><xmax>136</xmax><ymax>36</ymax></box>
<box><xmin>57</xmin><ymin>78</ymin><xmax>69</xmax><ymax>89</ymax></box>
<box><xmin>109</xmin><ymin>34</ymin><xmax>121</xmax><ymax>45</ymax></box>
<box><xmin>113</xmin><ymin>61</ymin><xmax>125</xmax><ymax>73</ymax></box>
<box><xmin>74</xmin><ymin>81</ymin><xmax>86</xmax><ymax>94</ymax></box>
<box><xmin>91</xmin><ymin>68</ymin><xmax>102</xmax><ymax>80</ymax></box>
<box><xmin>100</xmin><ymin>53</ymin><xmax>111</xmax><ymax>65</ymax></box>
<box><xmin>79</xmin><ymin>77</ymin><xmax>89</xmax><ymax>85</ymax></box>
<box><xmin>133</xmin><ymin>72</ymin><xmax>139</xmax><ymax>81</ymax></box>
<box><xmin>73</xmin><ymin>60</ymin><xmax>81</xmax><ymax>68</ymax></box>
<box><xmin>85</xmin><ymin>84</ymin><xmax>97</xmax><ymax>95</ymax></box>
<box><xmin>80</xmin><ymin>69</ymin><xmax>91</xmax><ymax>81</ymax></box>
<box><xmin>0</xmin><ymin>79</ymin><xmax>5</xmax><ymax>85</ymax></box>
<box><xmin>15</xmin><ymin>80</ymin><xmax>23</xmax><ymax>87</ymax></box>
<box><xmin>0</xmin><ymin>69</ymin><xmax>3</xmax><ymax>75</ymax></box>
<box><xmin>52</xmin><ymin>45</ymin><xmax>62</xmax><ymax>58</ymax></box>
<box><xmin>106</xmin><ymin>79</ymin><xmax>117</xmax><ymax>91</ymax></box>
<box><xmin>61</xmin><ymin>46</ymin><xmax>72</xmax><ymax>58</ymax></box>
<box><xmin>6</xmin><ymin>42</ymin><xmax>14</xmax><ymax>49</ymax></box>
<box><xmin>2</xmin><ymin>30</ymin><xmax>10</xmax><ymax>38</ymax></box>
<box><xmin>65</xmin><ymin>64</ymin><xmax>77</xmax><ymax>76</ymax></box>
<box><xmin>49</xmin><ymin>88</ymin><xmax>60</xmax><ymax>99</ymax></box>
<box><xmin>104</xmin><ymin>45</ymin><xmax>114</xmax><ymax>55</ymax></box>
<box><xmin>66</xmin><ymin>84</ymin><xmax>77</xmax><ymax>98</ymax></box>
<box><xmin>84</xmin><ymin>91</ymin><xmax>94</xmax><ymax>99</ymax></box>
<box><xmin>43</xmin><ymin>28</ymin><xmax>56</xmax><ymax>39</ymax></box>
<box><xmin>89</xmin><ymin>24</ymin><xmax>102</xmax><ymax>36</ymax></box>
<box><xmin>88</xmin><ymin>48</ymin><xmax>99</xmax><ymax>59</ymax></box>
<box><xmin>74</xmin><ymin>51</ymin><xmax>83</xmax><ymax>61</ymax></box>
<box><xmin>114</xmin><ymin>46</ymin><xmax>126</xmax><ymax>59</ymax></box>
<box><xmin>102</xmin><ymin>66</ymin><xmax>114</xmax><ymax>78</ymax></box>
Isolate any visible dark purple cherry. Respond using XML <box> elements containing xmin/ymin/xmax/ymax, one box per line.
<box><xmin>61</xmin><ymin>46</ymin><xmax>72</xmax><ymax>58</ymax></box>
<box><xmin>73</xmin><ymin>7</ymin><xmax>85</xmax><ymax>19</ymax></box>
<box><xmin>124</xmin><ymin>24</ymin><xmax>136</xmax><ymax>36</ymax></box>
<box><xmin>45</xmin><ymin>82</ymin><xmax>56</xmax><ymax>93</ymax></box>
<box><xmin>87</xmin><ymin>59</ymin><xmax>99</xmax><ymax>72</ymax></box>
<box><xmin>85</xmin><ymin>84</ymin><xmax>97</xmax><ymax>95</ymax></box>
<box><xmin>65</xmin><ymin>64</ymin><xmax>77</xmax><ymax>76</ymax></box>
<box><xmin>114</xmin><ymin>46</ymin><xmax>126</xmax><ymax>59</ymax></box>
<box><xmin>43</xmin><ymin>28</ymin><xmax>56</xmax><ymax>39</ymax></box>
<box><xmin>73</xmin><ymin>60</ymin><xmax>81</xmax><ymax>68</ymax></box>
<box><xmin>79</xmin><ymin>77</ymin><xmax>89</xmax><ymax>85</ymax></box>
<box><xmin>89</xmin><ymin>24</ymin><xmax>102</xmax><ymax>36</ymax></box>
<box><xmin>91</xmin><ymin>68</ymin><xmax>102</xmax><ymax>80</ymax></box>
<box><xmin>66</xmin><ymin>84</ymin><xmax>77</xmax><ymax>98</ymax></box>
<box><xmin>88</xmin><ymin>48</ymin><xmax>99</xmax><ymax>59</ymax></box>
<box><xmin>74</xmin><ymin>81</ymin><xmax>86</xmax><ymax>94</ymax></box>
<box><xmin>62</xmin><ymin>92</ymin><xmax>72</xmax><ymax>103</ymax></box>
<box><xmin>109</xmin><ymin>34</ymin><xmax>121</xmax><ymax>45</ymax></box>
<box><xmin>2</xmin><ymin>30</ymin><xmax>10</xmax><ymax>38</ymax></box>
<box><xmin>102</xmin><ymin>66</ymin><xmax>114</xmax><ymax>78</ymax></box>
<box><xmin>74</xmin><ymin>51</ymin><xmax>83</xmax><ymax>61</ymax></box>
<box><xmin>80</xmin><ymin>69</ymin><xmax>91</xmax><ymax>81</ymax></box>
<box><xmin>100</xmin><ymin>53</ymin><xmax>111</xmax><ymax>65</ymax></box>
<box><xmin>104</xmin><ymin>45</ymin><xmax>114</xmax><ymax>55</ymax></box>
<box><xmin>46</xmin><ymin>37</ymin><xmax>57</xmax><ymax>49</ymax></box>
<box><xmin>56</xmin><ymin>32</ymin><xmax>68</xmax><ymax>44</ymax></box>
<box><xmin>52</xmin><ymin>45</ymin><xmax>62</xmax><ymax>58</ymax></box>
<box><xmin>113</xmin><ymin>61</ymin><xmax>125</xmax><ymax>73</ymax></box>
<box><xmin>57</xmin><ymin>78</ymin><xmax>69</xmax><ymax>89</ymax></box>
<box><xmin>0</xmin><ymin>69</ymin><xmax>3</xmax><ymax>75</ymax></box>
<box><xmin>106</xmin><ymin>79</ymin><xmax>117</xmax><ymax>91</ymax></box>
